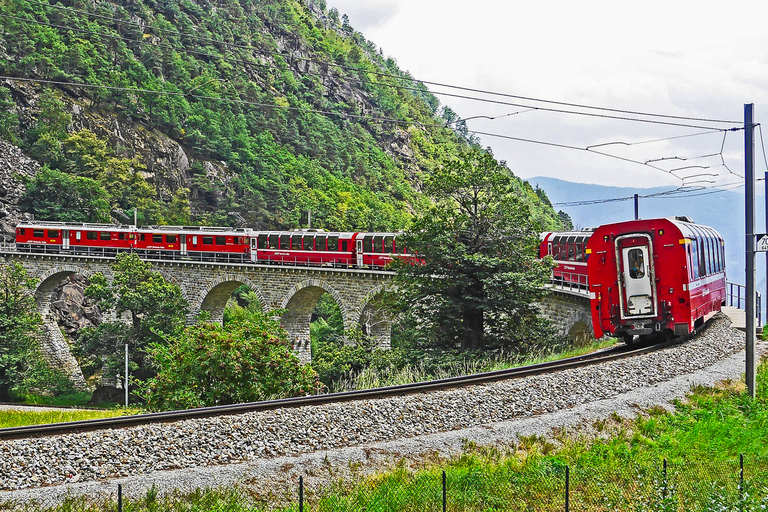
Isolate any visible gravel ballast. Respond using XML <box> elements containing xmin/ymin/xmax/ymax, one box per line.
<box><xmin>0</xmin><ymin>314</ymin><xmax>762</xmax><ymax>505</ymax></box>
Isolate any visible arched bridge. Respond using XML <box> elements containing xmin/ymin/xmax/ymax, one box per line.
<box><xmin>0</xmin><ymin>250</ymin><xmax>395</xmax><ymax>387</ymax></box>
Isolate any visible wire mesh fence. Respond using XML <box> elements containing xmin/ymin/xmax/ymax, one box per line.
<box><xmin>2</xmin><ymin>455</ymin><xmax>767</xmax><ymax>511</ymax></box>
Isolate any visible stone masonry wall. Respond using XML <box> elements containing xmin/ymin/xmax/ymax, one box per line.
<box><xmin>536</xmin><ymin>289</ymin><xmax>594</xmax><ymax>343</ymax></box>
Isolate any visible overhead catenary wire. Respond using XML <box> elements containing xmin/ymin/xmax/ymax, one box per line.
<box><xmin>0</xmin><ymin>1</ymin><xmax>754</xmax><ymax>200</ymax></box>
<box><xmin>15</xmin><ymin>0</ymin><xmax>746</xmax><ymax>125</ymax></box>
<box><xmin>0</xmin><ymin>4</ymin><xmax>745</xmax><ymax>130</ymax></box>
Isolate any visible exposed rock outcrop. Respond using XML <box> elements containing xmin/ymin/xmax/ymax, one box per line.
<box><xmin>0</xmin><ymin>139</ymin><xmax>39</xmax><ymax>240</ymax></box>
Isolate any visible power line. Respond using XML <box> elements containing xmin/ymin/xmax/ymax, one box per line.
<box><xmin>8</xmin><ymin>1</ymin><xmax>746</xmax><ymax>127</ymax></box>
<box><xmin>0</xmin><ymin>3</ymin><xmax>751</xmax><ymax>195</ymax></box>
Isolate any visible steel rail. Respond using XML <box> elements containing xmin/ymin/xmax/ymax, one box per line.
<box><xmin>0</xmin><ymin>339</ymin><xmax>674</xmax><ymax>441</ymax></box>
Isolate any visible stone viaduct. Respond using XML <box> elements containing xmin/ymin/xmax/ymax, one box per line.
<box><xmin>0</xmin><ymin>250</ymin><xmax>595</xmax><ymax>389</ymax></box>
<box><xmin>0</xmin><ymin>250</ymin><xmax>396</xmax><ymax>389</ymax></box>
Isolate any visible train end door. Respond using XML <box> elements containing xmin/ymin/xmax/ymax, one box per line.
<box><xmin>617</xmin><ymin>236</ymin><xmax>656</xmax><ymax>319</ymax></box>
<box><xmin>62</xmin><ymin>229</ymin><xmax>70</xmax><ymax>250</ymax></box>
<box><xmin>356</xmin><ymin>239</ymin><xmax>363</xmax><ymax>267</ymax></box>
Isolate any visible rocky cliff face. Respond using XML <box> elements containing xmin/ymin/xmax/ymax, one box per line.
<box><xmin>0</xmin><ymin>139</ymin><xmax>39</xmax><ymax>241</ymax></box>
<box><xmin>50</xmin><ymin>274</ymin><xmax>101</xmax><ymax>339</ymax></box>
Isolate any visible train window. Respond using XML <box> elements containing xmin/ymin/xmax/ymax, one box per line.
<box><xmin>257</xmin><ymin>234</ymin><xmax>268</xmax><ymax>249</ymax></box>
<box><xmin>33</xmin><ymin>229</ymin><xmax>44</xmax><ymax>238</ymax></box>
<box><xmin>690</xmin><ymin>240</ymin><xmax>701</xmax><ymax>279</ymax></box>
<box><xmin>87</xmin><ymin>231</ymin><xmax>97</xmax><ymax>240</ymax></box>
<box><xmin>280</xmin><ymin>235</ymin><xmax>290</xmax><ymax>250</ymax></box>
<box><xmin>100</xmin><ymin>232</ymin><xmax>110</xmax><ymax>241</ymax></box>
<box><xmin>48</xmin><ymin>230</ymin><xmax>59</xmax><ymax>238</ymax></box>
<box><xmin>17</xmin><ymin>228</ymin><xmax>25</xmax><ymax>236</ymax></box>
<box><xmin>551</xmin><ymin>240</ymin><xmax>561</xmax><ymax>260</ymax></box>
<box><xmin>167</xmin><ymin>235</ymin><xmax>177</xmax><ymax>244</ymax></box>
<box><xmin>328</xmin><ymin>236</ymin><xmax>338</xmax><ymax>251</ymax></box>
<box><xmin>203</xmin><ymin>236</ymin><xmax>213</xmax><ymax>245</ymax></box>
<box><xmin>269</xmin><ymin>235</ymin><xmax>278</xmax><ymax>249</ymax></box>
<box><xmin>129</xmin><ymin>234</ymin><xmax>135</xmax><ymax>241</ymax></box>
<box><xmin>75</xmin><ymin>231</ymin><xmax>81</xmax><ymax>240</ymax></box>
<box><xmin>152</xmin><ymin>234</ymin><xmax>162</xmax><ymax>243</ymax></box>
<box><xmin>216</xmin><ymin>236</ymin><xmax>226</xmax><ymax>245</ymax></box>
<box><xmin>373</xmin><ymin>235</ymin><xmax>384</xmax><ymax>253</ymax></box>
<box><xmin>567</xmin><ymin>236</ymin><xmax>576</xmax><ymax>261</ymax></box>
<box><xmin>119</xmin><ymin>233</ymin><xmax>125</xmax><ymax>240</ymax></box>
<box><xmin>292</xmin><ymin>235</ymin><xmax>302</xmax><ymax>249</ymax></box>
<box><xmin>305</xmin><ymin>236</ymin><xmax>314</xmax><ymax>251</ymax></box>
<box><xmin>139</xmin><ymin>234</ymin><xmax>146</xmax><ymax>242</ymax></box>
<box><xmin>574</xmin><ymin>242</ymin><xmax>583</xmax><ymax>262</ymax></box>
<box><xmin>341</xmin><ymin>240</ymin><xmax>348</xmax><ymax>252</ymax></box>
<box><xmin>363</xmin><ymin>237</ymin><xmax>372</xmax><ymax>252</ymax></box>
<box><xmin>698</xmin><ymin>240</ymin><xmax>707</xmax><ymax>277</ymax></box>
<box><xmin>627</xmin><ymin>249</ymin><xmax>645</xmax><ymax>279</ymax></box>
<box><xmin>192</xmin><ymin>236</ymin><xmax>198</xmax><ymax>245</ymax></box>
<box><xmin>384</xmin><ymin>236</ymin><xmax>394</xmax><ymax>253</ymax></box>
<box><xmin>316</xmin><ymin>235</ymin><xmax>327</xmax><ymax>251</ymax></box>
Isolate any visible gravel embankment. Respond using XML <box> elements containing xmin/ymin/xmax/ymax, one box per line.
<box><xmin>0</xmin><ymin>314</ymin><xmax>762</xmax><ymax>505</ymax></box>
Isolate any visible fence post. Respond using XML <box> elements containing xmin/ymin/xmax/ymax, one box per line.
<box><xmin>299</xmin><ymin>476</ymin><xmax>304</xmax><ymax>512</ymax></box>
<box><xmin>442</xmin><ymin>470</ymin><xmax>447</xmax><ymax>512</ymax></box>
<box><xmin>117</xmin><ymin>483</ymin><xmax>122</xmax><ymax>512</ymax></box>
<box><xmin>662</xmin><ymin>458</ymin><xmax>668</xmax><ymax>501</ymax></box>
<box><xmin>565</xmin><ymin>465</ymin><xmax>570</xmax><ymax>512</ymax></box>
<box><xmin>740</xmin><ymin>453</ymin><xmax>745</xmax><ymax>512</ymax></box>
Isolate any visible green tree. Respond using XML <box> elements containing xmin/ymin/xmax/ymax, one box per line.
<box><xmin>0</xmin><ymin>263</ymin><xmax>71</xmax><ymax>399</ymax></box>
<box><xmin>391</xmin><ymin>147</ymin><xmax>552</xmax><ymax>351</ymax></box>
<box><xmin>20</xmin><ymin>166</ymin><xmax>111</xmax><ymax>222</ymax></box>
<box><xmin>139</xmin><ymin>310</ymin><xmax>320</xmax><ymax>410</ymax></box>
<box><xmin>77</xmin><ymin>253</ymin><xmax>188</xmax><ymax>383</ymax></box>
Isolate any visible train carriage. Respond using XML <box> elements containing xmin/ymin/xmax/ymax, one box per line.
<box><xmin>586</xmin><ymin>217</ymin><xmax>726</xmax><ymax>342</ymax></box>
<box><xmin>253</xmin><ymin>229</ymin><xmax>357</xmax><ymax>267</ymax></box>
<box><xmin>16</xmin><ymin>221</ymin><xmax>135</xmax><ymax>255</ymax></box>
<box><xmin>539</xmin><ymin>229</ymin><xmax>594</xmax><ymax>290</ymax></box>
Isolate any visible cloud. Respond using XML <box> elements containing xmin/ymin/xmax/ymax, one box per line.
<box><xmin>327</xmin><ymin>1</ymin><xmax>401</xmax><ymax>32</ymax></box>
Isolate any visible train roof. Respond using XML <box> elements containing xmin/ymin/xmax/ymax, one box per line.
<box><xmin>590</xmin><ymin>217</ymin><xmax>723</xmax><ymax>240</ymax></box>
<box><xmin>18</xmin><ymin>221</ymin><xmax>134</xmax><ymax>230</ymax></box>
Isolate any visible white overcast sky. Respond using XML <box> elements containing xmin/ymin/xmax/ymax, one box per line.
<box><xmin>327</xmin><ymin>0</ymin><xmax>768</xmax><ymax>190</ymax></box>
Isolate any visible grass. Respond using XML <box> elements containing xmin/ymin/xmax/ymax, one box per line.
<box><xmin>332</xmin><ymin>338</ymin><xmax>617</xmax><ymax>392</ymax></box>
<box><xmin>0</xmin><ymin>407</ymin><xmax>138</xmax><ymax>429</ymax></box>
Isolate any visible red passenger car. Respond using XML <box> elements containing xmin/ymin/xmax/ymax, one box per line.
<box><xmin>355</xmin><ymin>232</ymin><xmax>416</xmax><ymax>268</ymax></box>
<box><xmin>16</xmin><ymin>221</ymin><xmax>135</xmax><ymax>255</ymax></box>
<box><xmin>539</xmin><ymin>229</ymin><xmax>594</xmax><ymax>290</ymax></box>
<box><xmin>586</xmin><ymin>217</ymin><xmax>726</xmax><ymax>342</ymax></box>
<box><xmin>134</xmin><ymin>226</ymin><xmax>251</xmax><ymax>262</ymax></box>
<box><xmin>253</xmin><ymin>230</ymin><xmax>357</xmax><ymax>266</ymax></box>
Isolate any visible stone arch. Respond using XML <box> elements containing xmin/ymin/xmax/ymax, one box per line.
<box><xmin>280</xmin><ymin>279</ymin><xmax>348</xmax><ymax>363</ymax></box>
<box><xmin>30</xmin><ymin>265</ymin><xmax>93</xmax><ymax>390</ymax></box>
<box><xmin>565</xmin><ymin>309</ymin><xmax>594</xmax><ymax>345</ymax></box>
<box><xmin>354</xmin><ymin>284</ymin><xmax>393</xmax><ymax>350</ymax></box>
<box><xmin>34</xmin><ymin>265</ymin><xmax>96</xmax><ymax>315</ymax></box>
<box><xmin>196</xmin><ymin>274</ymin><xmax>265</xmax><ymax>324</ymax></box>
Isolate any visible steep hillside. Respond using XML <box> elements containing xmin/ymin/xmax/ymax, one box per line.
<box><xmin>0</xmin><ymin>0</ymin><xmax>561</xmax><ymax>233</ymax></box>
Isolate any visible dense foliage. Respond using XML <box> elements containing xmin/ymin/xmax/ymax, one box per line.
<box><xmin>0</xmin><ymin>263</ymin><xmax>71</xmax><ymax>399</ymax></box>
<box><xmin>0</xmin><ymin>0</ymin><xmax>562</xmax><ymax>232</ymax></box>
<box><xmin>140</xmin><ymin>308</ymin><xmax>320</xmax><ymax>410</ymax></box>
<box><xmin>390</xmin><ymin>147</ymin><xmax>554</xmax><ymax>351</ymax></box>
<box><xmin>76</xmin><ymin>253</ymin><xmax>188</xmax><ymax>384</ymax></box>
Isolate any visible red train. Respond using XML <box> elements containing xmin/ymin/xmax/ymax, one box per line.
<box><xmin>541</xmin><ymin>217</ymin><xmax>727</xmax><ymax>342</ymax></box>
<box><xmin>539</xmin><ymin>229</ymin><xmax>594</xmax><ymax>290</ymax></box>
<box><xmin>14</xmin><ymin>222</ymin><xmax>412</xmax><ymax>269</ymax></box>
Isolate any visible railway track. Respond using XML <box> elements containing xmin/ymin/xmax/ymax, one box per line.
<box><xmin>0</xmin><ymin>338</ymin><xmax>674</xmax><ymax>441</ymax></box>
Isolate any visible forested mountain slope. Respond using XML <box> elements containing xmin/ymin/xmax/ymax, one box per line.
<box><xmin>0</xmin><ymin>0</ymin><xmax>561</xmax><ymax>232</ymax></box>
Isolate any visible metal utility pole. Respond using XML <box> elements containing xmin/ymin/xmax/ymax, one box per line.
<box><xmin>125</xmin><ymin>343</ymin><xmax>129</xmax><ymax>407</ymax></box>
<box><xmin>745</xmin><ymin>103</ymin><xmax>756</xmax><ymax>399</ymax></box>
<box><xmin>634</xmin><ymin>194</ymin><xmax>639</xmax><ymax>220</ymax></box>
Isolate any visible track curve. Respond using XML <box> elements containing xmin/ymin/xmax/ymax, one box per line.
<box><xmin>0</xmin><ymin>339</ymin><xmax>672</xmax><ymax>440</ymax></box>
